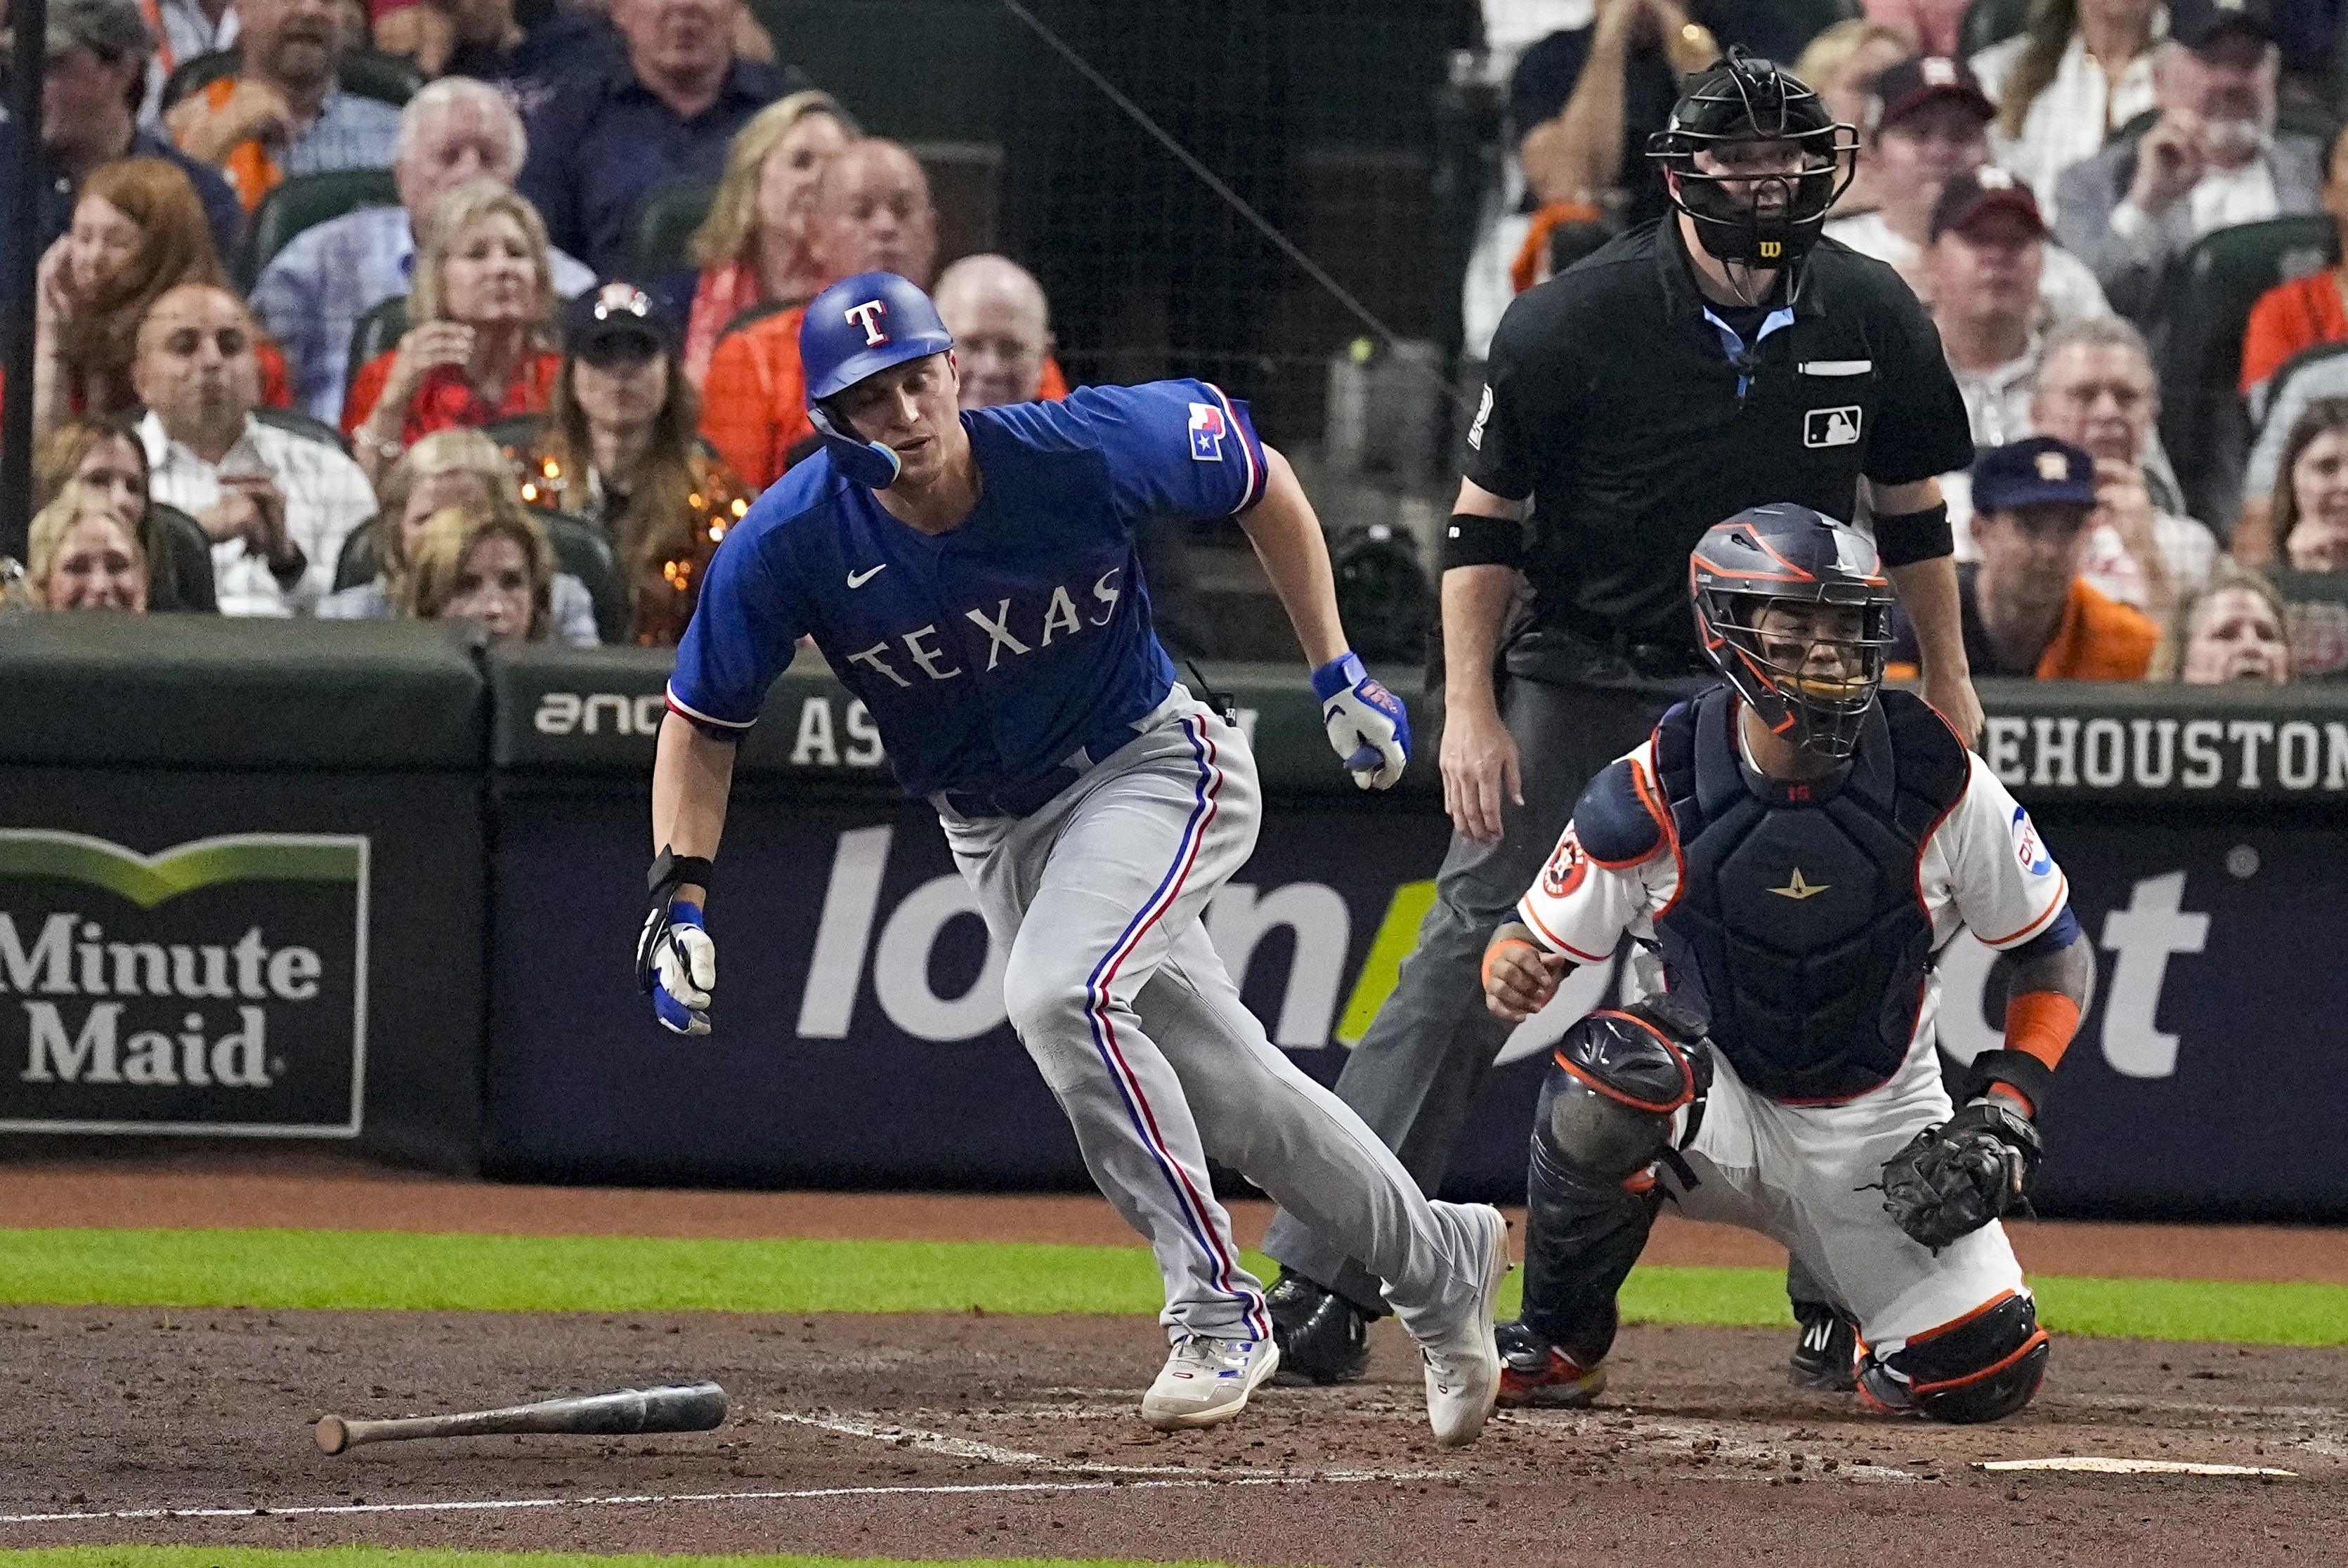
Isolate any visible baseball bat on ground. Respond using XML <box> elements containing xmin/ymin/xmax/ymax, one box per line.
<box><xmin>315</xmin><ymin>1382</ymin><xmax>727</xmax><ymax>1454</ymax></box>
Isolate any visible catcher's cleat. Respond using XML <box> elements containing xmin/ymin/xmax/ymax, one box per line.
<box><xmin>1266</xmin><ymin>1271</ymin><xmax>1372</xmax><ymax>1386</ymax></box>
<box><xmin>1789</xmin><ymin>1302</ymin><xmax>1860</xmax><ymax>1392</ymax></box>
<box><xmin>1494</xmin><ymin>1319</ymin><xmax>1609</xmax><ymax>1409</ymax></box>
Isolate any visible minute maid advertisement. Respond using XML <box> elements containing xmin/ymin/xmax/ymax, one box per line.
<box><xmin>0</xmin><ymin>831</ymin><xmax>368</xmax><ymax>1135</ymax></box>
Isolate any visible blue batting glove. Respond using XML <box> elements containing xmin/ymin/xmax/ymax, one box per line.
<box><xmin>641</xmin><ymin>901</ymin><xmax>716</xmax><ymax>1036</ymax></box>
<box><xmin>1311</xmin><ymin>651</ymin><xmax>1411</xmax><ymax>791</ymax></box>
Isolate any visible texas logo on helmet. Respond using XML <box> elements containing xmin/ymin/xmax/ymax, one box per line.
<box><xmin>1187</xmin><ymin>402</ymin><xmax>1226</xmax><ymax>461</ymax></box>
<box><xmin>844</xmin><ymin>299</ymin><xmax>891</xmax><ymax>347</ymax></box>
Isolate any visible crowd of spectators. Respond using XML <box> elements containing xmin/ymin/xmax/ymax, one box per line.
<box><xmin>1472</xmin><ymin>0</ymin><xmax>2348</xmax><ymax>687</ymax></box>
<box><xmin>1</xmin><ymin>0</ymin><xmax>2343</xmax><ymax>685</ymax></box>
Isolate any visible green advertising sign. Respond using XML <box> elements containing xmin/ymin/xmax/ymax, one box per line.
<box><xmin>0</xmin><ymin>830</ymin><xmax>368</xmax><ymax>1136</ymax></box>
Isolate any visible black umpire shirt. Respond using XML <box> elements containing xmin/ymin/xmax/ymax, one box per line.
<box><xmin>1463</xmin><ymin>217</ymin><xmax>1974</xmax><ymax>651</ymax></box>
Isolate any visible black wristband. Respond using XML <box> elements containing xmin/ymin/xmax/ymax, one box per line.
<box><xmin>647</xmin><ymin>846</ymin><xmax>715</xmax><ymax>905</ymax></box>
<box><xmin>1440</xmin><ymin>511</ymin><xmax>1525</xmax><ymax>572</ymax></box>
<box><xmin>1872</xmin><ymin>500</ymin><xmax>1953</xmax><ymax>568</ymax></box>
<box><xmin>1961</xmin><ymin>1047</ymin><xmax>2054</xmax><ymax>1118</ymax></box>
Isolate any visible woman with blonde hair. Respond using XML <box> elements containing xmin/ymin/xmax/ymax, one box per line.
<box><xmin>319</xmin><ymin>428</ymin><xmax>598</xmax><ymax>645</ymax></box>
<box><xmin>25</xmin><ymin>159</ymin><xmax>293</xmax><ymax>440</ymax></box>
<box><xmin>33</xmin><ymin>414</ymin><xmax>214</xmax><ymax>613</ymax></box>
<box><xmin>1971</xmin><ymin>0</ymin><xmax>2162</xmax><ymax>222</ymax></box>
<box><xmin>343</xmin><ymin>181</ymin><xmax>564</xmax><ymax>483</ymax></box>
<box><xmin>400</xmin><ymin>501</ymin><xmax>557</xmax><ymax>645</ymax></box>
<box><xmin>1792</xmin><ymin>19</ymin><xmax>1915</xmax><ymax>216</ymax></box>
<box><xmin>2153</xmin><ymin>566</ymin><xmax>2292</xmax><ymax>684</ymax></box>
<box><xmin>678</xmin><ymin>91</ymin><xmax>856</xmax><ymax>386</ymax></box>
<box><xmin>26</xmin><ymin>484</ymin><xmax>148</xmax><ymax>613</ymax></box>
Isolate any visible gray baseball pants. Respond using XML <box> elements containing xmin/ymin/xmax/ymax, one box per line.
<box><xmin>939</xmin><ymin>688</ymin><xmax>1492</xmax><ymax>1344</ymax></box>
<box><xmin>1261</xmin><ymin>666</ymin><xmax>1707</xmax><ymax>1314</ymax></box>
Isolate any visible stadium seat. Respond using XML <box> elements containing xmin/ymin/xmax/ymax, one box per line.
<box><xmin>242</xmin><ymin>169</ymin><xmax>402</xmax><ymax>291</ymax></box>
<box><xmin>625</xmin><ymin>176</ymin><xmax>721</xmax><ymax>282</ymax></box>
<box><xmin>254</xmin><ymin>405</ymin><xmax>355</xmax><ymax>457</ymax></box>
<box><xmin>2155</xmin><ymin>214</ymin><xmax>2339</xmax><ymax>528</ymax></box>
<box><xmin>159</xmin><ymin>47</ymin><xmax>423</xmax><ymax>113</ymax></box>
<box><xmin>1959</xmin><ymin>0</ymin><xmax>2031</xmax><ymax>60</ymax></box>
<box><xmin>148</xmin><ymin>503</ymin><xmax>219</xmax><ymax>614</ymax></box>
<box><xmin>345</xmin><ymin>294</ymin><xmax>413</xmax><ymax>402</ymax></box>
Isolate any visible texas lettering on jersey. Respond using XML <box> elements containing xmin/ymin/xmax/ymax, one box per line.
<box><xmin>669</xmin><ymin>379</ymin><xmax>1270</xmax><ymax>801</ymax></box>
<box><xmin>842</xmin><ymin>569</ymin><xmax>1126</xmax><ymax>687</ymax></box>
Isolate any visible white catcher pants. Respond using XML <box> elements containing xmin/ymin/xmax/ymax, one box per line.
<box><xmin>939</xmin><ymin>688</ymin><xmax>1489</xmax><ymax>1344</ymax></box>
<box><xmin>1671</xmin><ymin>1029</ymin><xmax>2030</xmax><ymax>1355</ymax></box>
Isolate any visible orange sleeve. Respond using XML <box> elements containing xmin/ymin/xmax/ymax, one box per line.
<box><xmin>2241</xmin><ymin>283</ymin><xmax>2297</xmax><ymax>395</ymax></box>
<box><xmin>699</xmin><ymin>327</ymin><xmax>781</xmax><ymax>490</ymax></box>
<box><xmin>202</xmin><ymin>79</ymin><xmax>282</xmax><ymax>213</ymax></box>
<box><xmin>256</xmin><ymin>340</ymin><xmax>293</xmax><ymax>410</ymax></box>
<box><xmin>2050</xmin><ymin>587</ymin><xmax>2158</xmax><ymax>681</ymax></box>
<box><xmin>1038</xmin><ymin>356</ymin><xmax>1069</xmax><ymax>400</ymax></box>
<box><xmin>2239</xmin><ymin>275</ymin><xmax>2343</xmax><ymax>396</ymax></box>
<box><xmin>342</xmin><ymin>351</ymin><xmax>393</xmax><ymax>436</ymax></box>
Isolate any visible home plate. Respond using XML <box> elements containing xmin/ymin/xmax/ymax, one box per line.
<box><xmin>1975</xmin><ymin>1458</ymin><xmax>2297</xmax><ymax>1478</ymax></box>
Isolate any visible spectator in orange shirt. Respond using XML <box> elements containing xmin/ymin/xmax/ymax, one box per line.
<box><xmin>1891</xmin><ymin>435</ymin><xmax>2158</xmax><ymax>679</ymax></box>
<box><xmin>698</xmin><ymin>136</ymin><xmax>937</xmax><ymax>490</ymax></box>
<box><xmin>2239</xmin><ymin>122</ymin><xmax>2348</xmax><ymax>404</ymax></box>
<box><xmin>163</xmin><ymin>0</ymin><xmax>402</xmax><ymax>211</ymax></box>
<box><xmin>344</xmin><ymin>180</ymin><xmax>563</xmax><ymax>484</ymax></box>
<box><xmin>679</xmin><ymin>90</ymin><xmax>856</xmax><ymax>388</ymax></box>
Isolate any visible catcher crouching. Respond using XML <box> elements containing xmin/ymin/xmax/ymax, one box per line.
<box><xmin>1480</xmin><ymin>504</ymin><xmax>2093</xmax><ymax>1423</ymax></box>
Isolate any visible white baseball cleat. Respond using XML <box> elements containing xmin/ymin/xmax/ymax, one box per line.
<box><xmin>1418</xmin><ymin>1202</ymin><xmax>1511</xmax><ymax>1447</ymax></box>
<box><xmin>1140</xmin><ymin>1335</ymin><xmax>1281</xmax><ymax>1430</ymax></box>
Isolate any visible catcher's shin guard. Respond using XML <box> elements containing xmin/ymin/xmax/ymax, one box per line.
<box><xmin>1858</xmin><ymin>1291</ymin><xmax>2049</xmax><ymax>1424</ymax></box>
<box><xmin>1518</xmin><ymin>1001</ymin><xmax>1710</xmax><ymax>1367</ymax></box>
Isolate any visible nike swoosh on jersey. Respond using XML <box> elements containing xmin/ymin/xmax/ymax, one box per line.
<box><xmin>847</xmin><ymin>564</ymin><xmax>888</xmax><ymax>587</ymax></box>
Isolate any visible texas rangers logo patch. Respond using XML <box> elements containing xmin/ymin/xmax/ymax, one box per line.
<box><xmin>2011</xmin><ymin>804</ymin><xmax>2052</xmax><ymax>875</ymax></box>
<box><xmin>1187</xmin><ymin>402</ymin><xmax>1226</xmax><ymax>461</ymax></box>
<box><xmin>1540</xmin><ymin>828</ymin><xmax>1590</xmax><ymax>900</ymax></box>
<box><xmin>1804</xmin><ymin>405</ymin><xmax>1862</xmax><ymax>447</ymax></box>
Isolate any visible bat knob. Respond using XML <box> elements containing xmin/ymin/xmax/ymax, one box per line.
<box><xmin>315</xmin><ymin>1416</ymin><xmax>351</xmax><ymax>1455</ymax></box>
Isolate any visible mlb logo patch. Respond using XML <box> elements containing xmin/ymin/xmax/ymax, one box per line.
<box><xmin>1804</xmin><ymin>405</ymin><xmax>1862</xmax><ymax>448</ymax></box>
<box><xmin>1187</xmin><ymin>402</ymin><xmax>1226</xmax><ymax>461</ymax></box>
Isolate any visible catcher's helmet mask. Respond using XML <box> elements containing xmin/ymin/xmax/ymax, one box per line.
<box><xmin>1690</xmin><ymin>503</ymin><xmax>1895</xmax><ymax>763</ymax></box>
<box><xmin>1648</xmin><ymin>47</ymin><xmax>1858</xmax><ymax>289</ymax></box>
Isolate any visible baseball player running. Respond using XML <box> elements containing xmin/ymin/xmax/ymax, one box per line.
<box><xmin>1480</xmin><ymin>505</ymin><xmax>2092</xmax><ymax>1420</ymax></box>
<box><xmin>639</xmin><ymin>271</ymin><xmax>1510</xmax><ymax>1444</ymax></box>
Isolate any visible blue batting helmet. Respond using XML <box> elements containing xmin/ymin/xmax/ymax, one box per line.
<box><xmin>800</xmin><ymin>271</ymin><xmax>955</xmax><ymax>488</ymax></box>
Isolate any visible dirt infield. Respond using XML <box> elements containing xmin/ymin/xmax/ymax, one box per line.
<box><xmin>2</xmin><ymin>1304</ymin><xmax>2343</xmax><ymax>1567</ymax></box>
<box><xmin>8</xmin><ymin>1148</ymin><xmax>2348</xmax><ymax>1283</ymax></box>
<box><xmin>5</xmin><ymin>1150</ymin><xmax>2346</xmax><ymax>1566</ymax></box>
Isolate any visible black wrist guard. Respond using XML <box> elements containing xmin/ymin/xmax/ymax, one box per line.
<box><xmin>1872</xmin><ymin>500</ymin><xmax>1953</xmax><ymax>567</ymax></box>
<box><xmin>1961</xmin><ymin>1048</ymin><xmax>2055</xmax><ymax>1118</ymax></box>
<box><xmin>1440</xmin><ymin>511</ymin><xmax>1526</xmax><ymax>571</ymax></box>
<box><xmin>647</xmin><ymin>846</ymin><xmax>715</xmax><ymax>906</ymax></box>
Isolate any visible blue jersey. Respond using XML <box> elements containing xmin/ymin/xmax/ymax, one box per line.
<box><xmin>667</xmin><ymin>379</ymin><xmax>1270</xmax><ymax>803</ymax></box>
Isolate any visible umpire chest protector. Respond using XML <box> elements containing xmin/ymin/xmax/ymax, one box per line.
<box><xmin>1598</xmin><ymin>685</ymin><xmax>1967</xmax><ymax>1102</ymax></box>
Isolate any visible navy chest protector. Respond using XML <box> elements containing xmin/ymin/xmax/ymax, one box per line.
<box><xmin>1648</xmin><ymin>686</ymin><xmax>1969</xmax><ymax>1103</ymax></box>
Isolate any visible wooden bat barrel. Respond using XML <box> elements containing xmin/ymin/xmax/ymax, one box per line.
<box><xmin>316</xmin><ymin>1382</ymin><xmax>727</xmax><ymax>1453</ymax></box>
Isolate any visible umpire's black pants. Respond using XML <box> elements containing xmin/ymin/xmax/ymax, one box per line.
<box><xmin>1261</xmin><ymin>651</ymin><xmax>1711</xmax><ymax>1314</ymax></box>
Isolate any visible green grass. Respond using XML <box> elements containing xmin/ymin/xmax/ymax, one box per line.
<box><xmin>0</xmin><ymin>1229</ymin><xmax>2341</xmax><ymax>1345</ymax></box>
<box><xmin>0</xmin><ymin>1553</ymin><xmax>1222</xmax><ymax>1568</ymax></box>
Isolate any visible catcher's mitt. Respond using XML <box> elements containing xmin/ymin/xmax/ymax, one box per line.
<box><xmin>1877</xmin><ymin>1100</ymin><xmax>2042</xmax><ymax>1253</ymax></box>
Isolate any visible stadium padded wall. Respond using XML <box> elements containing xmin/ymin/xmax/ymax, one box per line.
<box><xmin>4</xmin><ymin>618</ymin><xmax>2345</xmax><ymax>1220</ymax></box>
